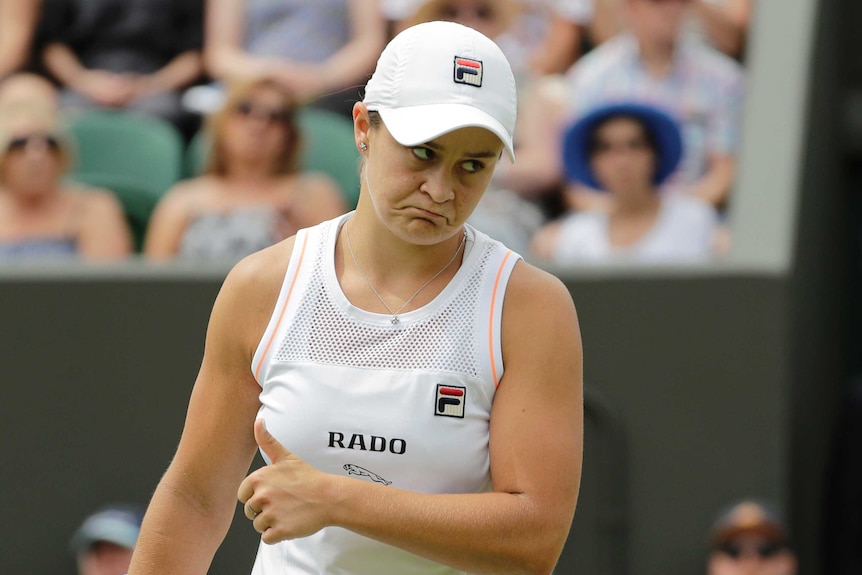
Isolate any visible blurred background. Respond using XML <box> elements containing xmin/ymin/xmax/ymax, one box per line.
<box><xmin>0</xmin><ymin>0</ymin><xmax>859</xmax><ymax>573</ymax></box>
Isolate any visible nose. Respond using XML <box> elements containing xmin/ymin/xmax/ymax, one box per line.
<box><xmin>420</xmin><ymin>167</ymin><xmax>456</xmax><ymax>203</ymax></box>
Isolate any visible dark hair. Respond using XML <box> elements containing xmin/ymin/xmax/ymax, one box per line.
<box><xmin>587</xmin><ymin>114</ymin><xmax>659</xmax><ymax>157</ymax></box>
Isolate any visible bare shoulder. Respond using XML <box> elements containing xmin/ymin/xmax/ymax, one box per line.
<box><xmin>506</xmin><ymin>260</ymin><xmax>577</xmax><ymax>318</ymax></box>
<box><xmin>66</xmin><ymin>185</ymin><xmax>124</xmax><ymax>217</ymax></box>
<box><xmin>160</xmin><ymin>177</ymin><xmax>216</xmax><ymax>205</ymax></box>
<box><xmin>216</xmin><ymin>236</ymin><xmax>298</xmax><ymax>355</ymax></box>
<box><xmin>292</xmin><ymin>172</ymin><xmax>341</xmax><ymax>195</ymax></box>
<box><xmin>502</xmin><ymin>261</ymin><xmax>580</xmax><ymax>355</ymax></box>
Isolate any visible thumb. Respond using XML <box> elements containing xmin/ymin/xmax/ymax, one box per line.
<box><xmin>254</xmin><ymin>418</ymin><xmax>292</xmax><ymax>463</ymax></box>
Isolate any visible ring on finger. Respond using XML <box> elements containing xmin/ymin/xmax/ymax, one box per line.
<box><xmin>245</xmin><ymin>500</ymin><xmax>261</xmax><ymax>518</ymax></box>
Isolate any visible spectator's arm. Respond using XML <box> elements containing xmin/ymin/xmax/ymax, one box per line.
<box><xmin>530</xmin><ymin>17</ymin><xmax>583</xmax><ymax>76</ymax></box>
<box><xmin>43</xmin><ymin>42</ymin><xmax>136</xmax><ymax>106</ymax></box>
<box><xmin>688</xmin><ymin>153</ymin><xmax>736</xmax><ymax>208</ymax></box>
<box><xmin>136</xmin><ymin>51</ymin><xmax>204</xmax><ymax>96</ymax></box>
<box><xmin>493</xmin><ymin>77</ymin><xmax>568</xmax><ymax>198</ymax></box>
<box><xmin>0</xmin><ymin>0</ymin><xmax>40</xmax><ymax>78</ymax></box>
<box><xmin>77</xmin><ymin>189</ymin><xmax>133</xmax><ymax>260</ymax></box>
<box><xmin>693</xmin><ymin>0</ymin><xmax>752</xmax><ymax>58</ymax></box>
<box><xmin>143</xmin><ymin>183</ymin><xmax>195</xmax><ymax>259</ymax></box>
<box><xmin>310</xmin><ymin>0</ymin><xmax>386</xmax><ymax>95</ymax></box>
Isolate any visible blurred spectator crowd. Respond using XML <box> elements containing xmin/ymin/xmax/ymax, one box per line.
<box><xmin>0</xmin><ymin>0</ymin><xmax>752</xmax><ymax>265</ymax></box>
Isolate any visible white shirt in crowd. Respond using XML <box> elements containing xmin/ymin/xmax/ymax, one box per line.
<box><xmin>551</xmin><ymin>194</ymin><xmax>718</xmax><ymax>264</ymax></box>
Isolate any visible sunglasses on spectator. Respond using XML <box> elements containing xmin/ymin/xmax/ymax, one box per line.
<box><xmin>714</xmin><ymin>541</ymin><xmax>786</xmax><ymax>560</ymax></box>
<box><xmin>233</xmin><ymin>101</ymin><xmax>291</xmax><ymax>125</ymax></box>
<box><xmin>5</xmin><ymin>133</ymin><xmax>61</xmax><ymax>155</ymax></box>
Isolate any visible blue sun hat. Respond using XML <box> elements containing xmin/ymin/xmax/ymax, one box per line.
<box><xmin>562</xmin><ymin>101</ymin><xmax>684</xmax><ymax>190</ymax></box>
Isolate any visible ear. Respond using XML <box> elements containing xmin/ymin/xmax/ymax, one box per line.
<box><xmin>353</xmin><ymin>102</ymin><xmax>371</xmax><ymax>154</ymax></box>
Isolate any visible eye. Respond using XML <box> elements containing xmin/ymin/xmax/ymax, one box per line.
<box><xmin>411</xmin><ymin>147</ymin><xmax>434</xmax><ymax>161</ymax></box>
<box><xmin>461</xmin><ymin>159</ymin><xmax>485</xmax><ymax>174</ymax></box>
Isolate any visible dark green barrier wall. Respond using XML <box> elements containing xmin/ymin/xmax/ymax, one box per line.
<box><xmin>0</xmin><ymin>271</ymin><xmax>798</xmax><ymax>575</ymax></box>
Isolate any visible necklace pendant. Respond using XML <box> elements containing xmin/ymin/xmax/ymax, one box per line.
<box><xmin>391</xmin><ymin>316</ymin><xmax>399</xmax><ymax>325</ymax></box>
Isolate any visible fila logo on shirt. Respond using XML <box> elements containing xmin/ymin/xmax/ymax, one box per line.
<box><xmin>435</xmin><ymin>384</ymin><xmax>466</xmax><ymax>418</ymax></box>
<box><xmin>453</xmin><ymin>57</ymin><xmax>483</xmax><ymax>87</ymax></box>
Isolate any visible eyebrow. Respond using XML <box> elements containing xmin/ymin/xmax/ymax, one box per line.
<box><xmin>423</xmin><ymin>140</ymin><xmax>500</xmax><ymax>158</ymax></box>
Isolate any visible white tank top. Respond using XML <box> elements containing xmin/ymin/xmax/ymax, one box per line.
<box><xmin>250</xmin><ymin>213</ymin><xmax>521</xmax><ymax>574</ymax></box>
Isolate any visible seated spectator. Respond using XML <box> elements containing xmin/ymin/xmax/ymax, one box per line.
<box><xmin>499</xmin><ymin>0</ymin><xmax>745</xmax><ymax>212</ymax></box>
<box><xmin>144</xmin><ymin>77</ymin><xmax>347</xmax><ymax>262</ymax></box>
<box><xmin>0</xmin><ymin>0</ymin><xmax>41</xmax><ymax>80</ymax></box>
<box><xmin>70</xmin><ymin>503</ymin><xmax>144</xmax><ymax>575</ymax></box>
<box><xmin>707</xmin><ymin>499</ymin><xmax>797</xmax><ymax>575</ymax></box>
<box><xmin>531</xmin><ymin>102</ymin><xmax>719</xmax><ymax>264</ymax></box>
<box><xmin>0</xmin><ymin>72</ymin><xmax>59</xmax><ymax>113</ymax></box>
<box><xmin>569</xmin><ymin>0</ymin><xmax>752</xmax><ymax>59</ymax></box>
<box><xmin>0</xmin><ymin>103</ymin><xmax>132</xmax><ymax>260</ymax></box>
<box><xmin>200</xmin><ymin>0</ymin><xmax>385</xmax><ymax>118</ymax></box>
<box><xmin>39</xmin><ymin>0</ymin><xmax>203</xmax><ymax>128</ymax></box>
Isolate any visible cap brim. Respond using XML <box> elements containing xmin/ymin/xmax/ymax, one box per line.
<box><xmin>70</xmin><ymin>516</ymin><xmax>140</xmax><ymax>554</ymax></box>
<box><xmin>376</xmin><ymin>104</ymin><xmax>515</xmax><ymax>163</ymax></box>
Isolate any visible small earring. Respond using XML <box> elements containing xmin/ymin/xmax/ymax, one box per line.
<box><xmin>359</xmin><ymin>142</ymin><xmax>368</xmax><ymax>152</ymax></box>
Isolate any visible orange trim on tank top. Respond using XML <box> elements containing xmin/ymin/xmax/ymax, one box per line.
<box><xmin>488</xmin><ymin>250</ymin><xmax>513</xmax><ymax>388</ymax></box>
<box><xmin>254</xmin><ymin>232</ymin><xmax>310</xmax><ymax>381</ymax></box>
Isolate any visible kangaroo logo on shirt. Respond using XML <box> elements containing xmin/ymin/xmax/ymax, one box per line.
<box><xmin>435</xmin><ymin>384</ymin><xmax>466</xmax><ymax>418</ymax></box>
<box><xmin>453</xmin><ymin>57</ymin><xmax>483</xmax><ymax>87</ymax></box>
<box><xmin>344</xmin><ymin>464</ymin><xmax>392</xmax><ymax>486</ymax></box>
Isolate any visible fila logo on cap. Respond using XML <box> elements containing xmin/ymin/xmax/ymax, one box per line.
<box><xmin>435</xmin><ymin>384</ymin><xmax>466</xmax><ymax>418</ymax></box>
<box><xmin>453</xmin><ymin>57</ymin><xmax>483</xmax><ymax>88</ymax></box>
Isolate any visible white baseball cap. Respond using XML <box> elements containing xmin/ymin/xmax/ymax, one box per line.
<box><xmin>363</xmin><ymin>21</ymin><xmax>517</xmax><ymax>162</ymax></box>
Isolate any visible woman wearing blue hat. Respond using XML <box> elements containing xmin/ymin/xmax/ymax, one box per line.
<box><xmin>532</xmin><ymin>101</ymin><xmax>720</xmax><ymax>264</ymax></box>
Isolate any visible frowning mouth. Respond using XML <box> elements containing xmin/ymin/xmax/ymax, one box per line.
<box><xmin>401</xmin><ymin>206</ymin><xmax>449</xmax><ymax>223</ymax></box>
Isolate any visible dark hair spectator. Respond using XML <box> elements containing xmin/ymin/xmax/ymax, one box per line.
<box><xmin>532</xmin><ymin>101</ymin><xmax>719</xmax><ymax>263</ymax></box>
<box><xmin>144</xmin><ymin>77</ymin><xmax>346</xmax><ymax>261</ymax></box>
<box><xmin>0</xmin><ymin>103</ymin><xmax>132</xmax><ymax>260</ymax></box>
<box><xmin>39</xmin><ymin>0</ymin><xmax>204</xmax><ymax>129</ymax></box>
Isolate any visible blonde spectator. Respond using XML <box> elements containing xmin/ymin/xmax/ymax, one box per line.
<box><xmin>0</xmin><ymin>104</ymin><xmax>132</xmax><ymax>259</ymax></box>
<box><xmin>145</xmin><ymin>77</ymin><xmax>347</xmax><ymax>262</ymax></box>
<box><xmin>0</xmin><ymin>72</ymin><xmax>59</xmax><ymax>113</ymax></box>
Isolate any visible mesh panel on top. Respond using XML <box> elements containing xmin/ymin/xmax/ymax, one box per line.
<box><xmin>273</xmin><ymin>233</ymin><xmax>494</xmax><ymax>377</ymax></box>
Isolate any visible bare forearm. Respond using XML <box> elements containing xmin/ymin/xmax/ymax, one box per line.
<box><xmin>695</xmin><ymin>0</ymin><xmax>748</xmax><ymax>57</ymax></box>
<box><xmin>204</xmin><ymin>45</ymin><xmax>283</xmax><ymax>81</ymax></box>
<box><xmin>143</xmin><ymin>51</ymin><xmax>203</xmax><ymax>92</ymax></box>
<box><xmin>690</xmin><ymin>156</ymin><xmax>736</xmax><ymax>207</ymax></box>
<box><xmin>129</xmin><ymin>475</ymin><xmax>236</xmax><ymax>575</ymax></box>
<box><xmin>43</xmin><ymin>43</ymin><xmax>88</xmax><ymax>87</ymax></box>
<box><xmin>314</xmin><ymin>36</ymin><xmax>383</xmax><ymax>93</ymax></box>
<box><xmin>329</xmin><ymin>479</ymin><xmax>568</xmax><ymax>575</ymax></box>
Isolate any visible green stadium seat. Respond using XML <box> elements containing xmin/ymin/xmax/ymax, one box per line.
<box><xmin>67</xmin><ymin>109</ymin><xmax>185</xmax><ymax>199</ymax></box>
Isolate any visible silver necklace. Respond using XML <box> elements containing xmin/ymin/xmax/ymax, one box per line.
<box><xmin>344</xmin><ymin>221</ymin><xmax>467</xmax><ymax>324</ymax></box>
